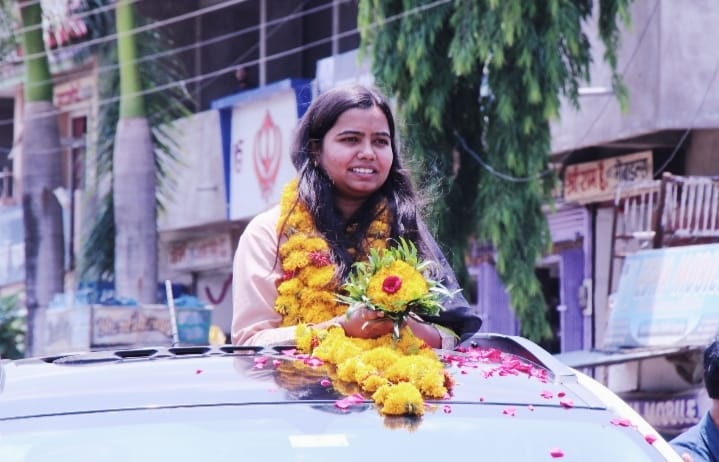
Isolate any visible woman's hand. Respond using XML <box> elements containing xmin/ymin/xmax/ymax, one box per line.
<box><xmin>338</xmin><ymin>306</ymin><xmax>396</xmax><ymax>339</ymax></box>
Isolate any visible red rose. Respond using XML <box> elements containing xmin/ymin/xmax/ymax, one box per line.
<box><xmin>382</xmin><ymin>275</ymin><xmax>402</xmax><ymax>294</ymax></box>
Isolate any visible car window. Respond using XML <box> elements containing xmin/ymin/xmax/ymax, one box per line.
<box><xmin>0</xmin><ymin>403</ymin><xmax>669</xmax><ymax>461</ymax></box>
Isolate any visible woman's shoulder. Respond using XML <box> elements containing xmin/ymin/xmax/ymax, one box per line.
<box><xmin>242</xmin><ymin>205</ymin><xmax>281</xmax><ymax>238</ymax></box>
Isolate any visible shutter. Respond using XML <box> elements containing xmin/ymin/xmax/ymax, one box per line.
<box><xmin>475</xmin><ymin>262</ymin><xmax>518</xmax><ymax>335</ymax></box>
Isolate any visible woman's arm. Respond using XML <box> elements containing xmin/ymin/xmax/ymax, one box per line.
<box><xmin>231</xmin><ymin>206</ymin><xmax>295</xmax><ymax>346</ymax></box>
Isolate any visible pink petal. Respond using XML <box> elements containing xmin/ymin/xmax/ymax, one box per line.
<box><xmin>254</xmin><ymin>357</ymin><xmax>268</xmax><ymax>364</ymax></box>
<box><xmin>610</xmin><ymin>417</ymin><xmax>632</xmax><ymax>427</ymax></box>
<box><xmin>335</xmin><ymin>399</ymin><xmax>351</xmax><ymax>410</ymax></box>
<box><xmin>541</xmin><ymin>390</ymin><xmax>554</xmax><ymax>399</ymax></box>
<box><xmin>528</xmin><ymin>405</ymin><xmax>535</xmax><ymax>411</ymax></box>
<box><xmin>502</xmin><ymin>407</ymin><xmax>517</xmax><ymax>416</ymax></box>
<box><xmin>443</xmin><ymin>405</ymin><xmax>452</xmax><ymax>414</ymax></box>
<box><xmin>557</xmin><ymin>391</ymin><xmax>566</xmax><ymax>398</ymax></box>
<box><xmin>272</xmin><ymin>359</ymin><xmax>281</xmax><ymax>367</ymax></box>
<box><xmin>559</xmin><ymin>399</ymin><xmax>574</xmax><ymax>409</ymax></box>
<box><xmin>645</xmin><ymin>434</ymin><xmax>657</xmax><ymax>444</ymax></box>
<box><xmin>549</xmin><ymin>448</ymin><xmax>564</xmax><ymax>458</ymax></box>
<box><xmin>479</xmin><ymin>396</ymin><xmax>484</xmax><ymax>402</ymax></box>
<box><xmin>320</xmin><ymin>378</ymin><xmax>332</xmax><ymax>387</ymax></box>
<box><xmin>195</xmin><ymin>369</ymin><xmax>203</xmax><ymax>374</ymax></box>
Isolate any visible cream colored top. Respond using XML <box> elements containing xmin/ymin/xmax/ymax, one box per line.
<box><xmin>231</xmin><ymin>205</ymin><xmax>457</xmax><ymax>348</ymax></box>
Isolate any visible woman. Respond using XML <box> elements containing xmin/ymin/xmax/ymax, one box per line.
<box><xmin>231</xmin><ymin>83</ymin><xmax>481</xmax><ymax>348</ymax></box>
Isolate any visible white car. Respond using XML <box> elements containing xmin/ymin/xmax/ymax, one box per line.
<box><xmin>0</xmin><ymin>333</ymin><xmax>683</xmax><ymax>461</ymax></box>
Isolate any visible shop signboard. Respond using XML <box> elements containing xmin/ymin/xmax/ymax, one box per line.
<box><xmin>37</xmin><ymin>305</ymin><xmax>212</xmax><ymax>355</ymax></box>
<box><xmin>563</xmin><ymin>151</ymin><xmax>653</xmax><ymax>204</ymax></box>
<box><xmin>211</xmin><ymin>79</ymin><xmax>312</xmax><ymax>222</ymax></box>
<box><xmin>168</xmin><ymin>233</ymin><xmax>233</xmax><ymax>272</ymax></box>
<box><xmin>604</xmin><ymin>243</ymin><xmax>719</xmax><ymax>348</ymax></box>
<box><xmin>228</xmin><ymin>87</ymin><xmax>299</xmax><ymax>220</ymax></box>
<box><xmin>622</xmin><ymin>388</ymin><xmax>710</xmax><ymax>438</ymax></box>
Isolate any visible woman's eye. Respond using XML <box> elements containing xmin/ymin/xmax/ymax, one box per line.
<box><xmin>374</xmin><ymin>138</ymin><xmax>390</xmax><ymax>146</ymax></box>
<box><xmin>342</xmin><ymin>136</ymin><xmax>359</xmax><ymax>143</ymax></box>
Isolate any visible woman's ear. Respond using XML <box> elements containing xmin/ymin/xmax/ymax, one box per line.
<box><xmin>309</xmin><ymin>140</ymin><xmax>320</xmax><ymax>166</ymax></box>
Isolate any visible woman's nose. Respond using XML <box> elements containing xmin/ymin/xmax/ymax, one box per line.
<box><xmin>357</xmin><ymin>141</ymin><xmax>375</xmax><ymax>159</ymax></box>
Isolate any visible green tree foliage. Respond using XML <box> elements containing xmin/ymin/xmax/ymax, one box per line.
<box><xmin>0</xmin><ymin>294</ymin><xmax>25</xmax><ymax>359</ymax></box>
<box><xmin>358</xmin><ymin>0</ymin><xmax>630</xmax><ymax>341</ymax></box>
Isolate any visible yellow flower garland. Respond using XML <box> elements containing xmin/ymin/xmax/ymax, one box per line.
<box><xmin>275</xmin><ymin>178</ymin><xmax>451</xmax><ymax>416</ymax></box>
<box><xmin>275</xmin><ymin>178</ymin><xmax>390</xmax><ymax>325</ymax></box>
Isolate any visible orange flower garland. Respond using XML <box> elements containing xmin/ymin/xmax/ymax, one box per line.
<box><xmin>275</xmin><ymin>178</ymin><xmax>452</xmax><ymax>417</ymax></box>
<box><xmin>274</xmin><ymin>178</ymin><xmax>390</xmax><ymax>325</ymax></box>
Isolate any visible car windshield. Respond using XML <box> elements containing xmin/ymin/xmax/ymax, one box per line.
<box><xmin>0</xmin><ymin>403</ymin><xmax>668</xmax><ymax>461</ymax></box>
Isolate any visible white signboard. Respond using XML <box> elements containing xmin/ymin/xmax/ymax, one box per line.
<box><xmin>168</xmin><ymin>233</ymin><xmax>233</xmax><ymax>271</ymax></box>
<box><xmin>229</xmin><ymin>88</ymin><xmax>299</xmax><ymax>220</ymax></box>
<box><xmin>157</xmin><ymin>111</ymin><xmax>226</xmax><ymax>231</ymax></box>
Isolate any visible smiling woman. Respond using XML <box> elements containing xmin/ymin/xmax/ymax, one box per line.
<box><xmin>231</xmin><ymin>83</ymin><xmax>482</xmax><ymax>351</ymax></box>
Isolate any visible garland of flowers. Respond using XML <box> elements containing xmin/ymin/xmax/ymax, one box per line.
<box><xmin>274</xmin><ymin>178</ymin><xmax>390</xmax><ymax>326</ymax></box>
<box><xmin>274</xmin><ymin>178</ymin><xmax>452</xmax><ymax>416</ymax></box>
<box><xmin>295</xmin><ymin>324</ymin><xmax>452</xmax><ymax>416</ymax></box>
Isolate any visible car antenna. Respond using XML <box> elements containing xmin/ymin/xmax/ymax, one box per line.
<box><xmin>165</xmin><ymin>279</ymin><xmax>180</xmax><ymax>346</ymax></box>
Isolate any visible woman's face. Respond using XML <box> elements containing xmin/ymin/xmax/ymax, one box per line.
<box><xmin>317</xmin><ymin>105</ymin><xmax>393</xmax><ymax>206</ymax></box>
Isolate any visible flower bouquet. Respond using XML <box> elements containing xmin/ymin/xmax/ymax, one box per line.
<box><xmin>337</xmin><ymin>237</ymin><xmax>458</xmax><ymax>340</ymax></box>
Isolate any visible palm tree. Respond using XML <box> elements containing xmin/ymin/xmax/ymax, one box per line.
<box><xmin>18</xmin><ymin>0</ymin><xmax>65</xmax><ymax>355</ymax></box>
<box><xmin>78</xmin><ymin>1</ymin><xmax>191</xmax><ymax>301</ymax></box>
<box><xmin>112</xmin><ymin>0</ymin><xmax>156</xmax><ymax>303</ymax></box>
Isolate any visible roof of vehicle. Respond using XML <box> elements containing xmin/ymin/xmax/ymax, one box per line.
<box><xmin>0</xmin><ymin>334</ymin><xmax>682</xmax><ymax>461</ymax></box>
<box><xmin>0</xmin><ymin>334</ymin><xmax>602</xmax><ymax>421</ymax></box>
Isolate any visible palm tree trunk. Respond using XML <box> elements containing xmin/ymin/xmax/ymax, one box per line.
<box><xmin>19</xmin><ymin>1</ymin><xmax>65</xmax><ymax>355</ymax></box>
<box><xmin>113</xmin><ymin>0</ymin><xmax>157</xmax><ymax>303</ymax></box>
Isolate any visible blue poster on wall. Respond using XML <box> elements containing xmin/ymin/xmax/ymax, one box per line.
<box><xmin>604</xmin><ymin>243</ymin><xmax>719</xmax><ymax>349</ymax></box>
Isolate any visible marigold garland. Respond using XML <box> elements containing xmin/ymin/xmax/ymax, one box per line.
<box><xmin>296</xmin><ymin>324</ymin><xmax>450</xmax><ymax>416</ymax></box>
<box><xmin>275</xmin><ymin>178</ymin><xmax>390</xmax><ymax>326</ymax></box>
<box><xmin>275</xmin><ymin>178</ymin><xmax>452</xmax><ymax>416</ymax></box>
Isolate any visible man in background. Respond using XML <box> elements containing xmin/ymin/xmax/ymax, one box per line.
<box><xmin>671</xmin><ymin>339</ymin><xmax>719</xmax><ymax>462</ymax></box>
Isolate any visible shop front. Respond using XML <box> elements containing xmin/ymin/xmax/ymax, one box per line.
<box><xmin>557</xmin><ymin>243</ymin><xmax>719</xmax><ymax>438</ymax></box>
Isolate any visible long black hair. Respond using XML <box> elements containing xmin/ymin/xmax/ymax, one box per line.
<box><xmin>286</xmin><ymin>83</ymin><xmax>421</xmax><ymax>279</ymax></box>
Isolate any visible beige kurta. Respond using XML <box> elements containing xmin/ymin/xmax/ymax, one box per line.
<box><xmin>231</xmin><ymin>205</ymin><xmax>457</xmax><ymax>348</ymax></box>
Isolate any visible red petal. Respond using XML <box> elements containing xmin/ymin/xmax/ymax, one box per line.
<box><xmin>645</xmin><ymin>434</ymin><xmax>657</xmax><ymax>444</ymax></box>
<box><xmin>549</xmin><ymin>448</ymin><xmax>565</xmax><ymax>458</ymax></box>
<box><xmin>559</xmin><ymin>399</ymin><xmax>574</xmax><ymax>409</ymax></box>
<box><xmin>541</xmin><ymin>390</ymin><xmax>554</xmax><ymax>399</ymax></box>
<box><xmin>443</xmin><ymin>405</ymin><xmax>452</xmax><ymax>414</ymax></box>
<box><xmin>195</xmin><ymin>369</ymin><xmax>203</xmax><ymax>374</ymax></box>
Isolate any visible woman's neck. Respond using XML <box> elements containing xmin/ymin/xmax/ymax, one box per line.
<box><xmin>334</xmin><ymin>196</ymin><xmax>366</xmax><ymax>221</ymax></box>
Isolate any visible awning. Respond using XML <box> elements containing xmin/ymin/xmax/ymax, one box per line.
<box><xmin>554</xmin><ymin>344</ymin><xmax>705</xmax><ymax>369</ymax></box>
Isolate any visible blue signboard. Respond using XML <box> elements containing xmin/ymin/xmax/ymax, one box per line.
<box><xmin>622</xmin><ymin>387</ymin><xmax>710</xmax><ymax>438</ymax></box>
<box><xmin>604</xmin><ymin>243</ymin><xmax>719</xmax><ymax>349</ymax></box>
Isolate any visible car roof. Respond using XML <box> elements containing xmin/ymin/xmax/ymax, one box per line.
<box><xmin>0</xmin><ymin>334</ymin><xmax>608</xmax><ymax>421</ymax></box>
